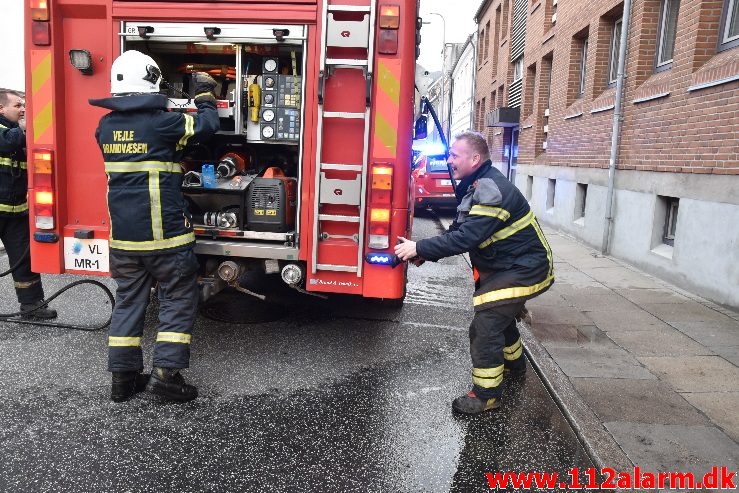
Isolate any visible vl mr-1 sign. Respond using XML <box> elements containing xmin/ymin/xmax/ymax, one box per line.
<box><xmin>64</xmin><ymin>237</ymin><xmax>110</xmax><ymax>273</ymax></box>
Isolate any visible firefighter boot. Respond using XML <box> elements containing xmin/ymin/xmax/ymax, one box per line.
<box><xmin>111</xmin><ymin>371</ymin><xmax>151</xmax><ymax>403</ymax></box>
<box><xmin>20</xmin><ymin>300</ymin><xmax>58</xmax><ymax>320</ymax></box>
<box><xmin>147</xmin><ymin>367</ymin><xmax>198</xmax><ymax>402</ymax></box>
<box><xmin>452</xmin><ymin>390</ymin><xmax>502</xmax><ymax>415</ymax></box>
<box><xmin>504</xmin><ymin>358</ymin><xmax>527</xmax><ymax>377</ymax></box>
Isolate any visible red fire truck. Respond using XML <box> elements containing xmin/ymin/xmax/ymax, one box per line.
<box><xmin>23</xmin><ymin>0</ymin><xmax>421</xmax><ymax>302</ymax></box>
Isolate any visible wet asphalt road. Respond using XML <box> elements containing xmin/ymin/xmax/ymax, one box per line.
<box><xmin>0</xmin><ymin>213</ymin><xmax>592</xmax><ymax>492</ymax></box>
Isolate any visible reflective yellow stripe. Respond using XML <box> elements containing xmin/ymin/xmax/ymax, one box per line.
<box><xmin>104</xmin><ymin>161</ymin><xmax>182</xmax><ymax>173</ymax></box>
<box><xmin>472</xmin><ymin>374</ymin><xmax>504</xmax><ymax>389</ymax></box>
<box><xmin>531</xmin><ymin>218</ymin><xmax>554</xmax><ymax>278</ymax></box>
<box><xmin>0</xmin><ymin>202</ymin><xmax>29</xmax><ymax>213</ymax></box>
<box><xmin>469</xmin><ymin>205</ymin><xmax>511</xmax><ymax>221</ymax></box>
<box><xmin>110</xmin><ymin>232</ymin><xmax>195</xmax><ymax>251</ymax></box>
<box><xmin>0</xmin><ymin>157</ymin><xmax>27</xmax><ymax>169</ymax></box>
<box><xmin>14</xmin><ymin>279</ymin><xmax>40</xmax><ymax>288</ymax></box>
<box><xmin>156</xmin><ymin>332</ymin><xmax>192</xmax><ymax>344</ymax></box>
<box><xmin>472</xmin><ymin>365</ymin><xmax>505</xmax><ymax>378</ymax></box>
<box><xmin>149</xmin><ymin>171</ymin><xmax>163</xmax><ymax>241</ymax></box>
<box><xmin>177</xmin><ymin>114</ymin><xmax>195</xmax><ymax>150</ymax></box>
<box><xmin>109</xmin><ymin>336</ymin><xmax>142</xmax><ymax>347</ymax></box>
<box><xmin>504</xmin><ymin>339</ymin><xmax>523</xmax><ymax>361</ymax></box>
<box><xmin>479</xmin><ymin>211</ymin><xmax>535</xmax><ymax>248</ymax></box>
<box><xmin>473</xmin><ymin>275</ymin><xmax>555</xmax><ymax>306</ymax></box>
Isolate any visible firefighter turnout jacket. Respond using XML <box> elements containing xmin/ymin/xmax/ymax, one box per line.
<box><xmin>89</xmin><ymin>94</ymin><xmax>219</xmax><ymax>255</ymax></box>
<box><xmin>0</xmin><ymin>115</ymin><xmax>28</xmax><ymax>216</ymax></box>
<box><xmin>416</xmin><ymin>160</ymin><xmax>554</xmax><ymax>311</ymax></box>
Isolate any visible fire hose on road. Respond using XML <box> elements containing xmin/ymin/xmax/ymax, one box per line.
<box><xmin>0</xmin><ymin>246</ymin><xmax>114</xmax><ymax>331</ymax></box>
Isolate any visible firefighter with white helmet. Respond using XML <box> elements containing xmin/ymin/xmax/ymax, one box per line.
<box><xmin>90</xmin><ymin>50</ymin><xmax>219</xmax><ymax>403</ymax></box>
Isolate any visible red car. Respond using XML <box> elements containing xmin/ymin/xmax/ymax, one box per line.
<box><xmin>412</xmin><ymin>151</ymin><xmax>456</xmax><ymax>211</ymax></box>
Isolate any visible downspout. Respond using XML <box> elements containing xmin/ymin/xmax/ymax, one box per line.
<box><xmin>601</xmin><ymin>0</ymin><xmax>633</xmax><ymax>254</ymax></box>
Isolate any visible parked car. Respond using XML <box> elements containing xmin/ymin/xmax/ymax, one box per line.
<box><xmin>411</xmin><ymin>146</ymin><xmax>456</xmax><ymax>211</ymax></box>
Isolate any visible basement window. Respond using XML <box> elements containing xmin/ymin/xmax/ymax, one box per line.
<box><xmin>662</xmin><ymin>196</ymin><xmax>679</xmax><ymax>246</ymax></box>
<box><xmin>526</xmin><ymin>175</ymin><xmax>534</xmax><ymax>200</ymax></box>
<box><xmin>574</xmin><ymin>183</ymin><xmax>587</xmax><ymax>224</ymax></box>
<box><xmin>546</xmin><ymin>178</ymin><xmax>556</xmax><ymax>212</ymax></box>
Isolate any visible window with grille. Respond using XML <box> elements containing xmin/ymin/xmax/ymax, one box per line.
<box><xmin>608</xmin><ymin>19</ymin><xmax>623</xmax><ymax>85</ymax></box>
<box><xmin>579</xmin><ymin>38</ymin><xmax>589</xmax><ymax>97</ymax></box>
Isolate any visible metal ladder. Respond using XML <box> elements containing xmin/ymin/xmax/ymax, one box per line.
<box><xmin>311</xmin><ymin>1</ymin><xmax>377</xmax><ymax>276</ymax></box>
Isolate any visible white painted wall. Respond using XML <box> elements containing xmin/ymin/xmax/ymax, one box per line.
<box><xmin>449</xmin><ymin>41</ymin><xmax>474</xmax><ymax>138</ymax></box>
<box><xmin>517</xmin><ymin>166</ymin><xmax>739</xmax><ymax>308</ymax></box>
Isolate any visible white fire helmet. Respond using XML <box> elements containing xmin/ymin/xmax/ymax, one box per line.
<box><xmin>110</xmin><ymin>50</ymin><xmax>162</xmax><ymax>95</ymax></box>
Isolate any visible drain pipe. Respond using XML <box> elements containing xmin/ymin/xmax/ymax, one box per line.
<box><xmin>601</xmin><ymin>0</ymin><xmax>633</xmax><ymax>255</ymax></box>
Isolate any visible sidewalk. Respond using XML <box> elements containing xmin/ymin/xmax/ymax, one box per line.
<box><xmin>527</xmin><ymin>227</ymin><xmax>739</xmax><ymax>478</ymax></box>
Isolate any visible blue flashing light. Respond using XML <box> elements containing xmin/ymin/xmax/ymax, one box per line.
<box><xmin>365</xmin><ymin>252</ymin><xmax>400</xmax><ymax>267</ymax></box>
<box><xmin>33</xmin><ymin>232</ymin><xmax>59</xmax><ymax>243</ymax></box>
<box><xmin>411</xmin><ymin>142</ymin><xmax>448</xmax><ymax>157</ymax></box>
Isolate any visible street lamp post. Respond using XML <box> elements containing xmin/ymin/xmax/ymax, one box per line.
<box><xmin>427</xmin><ymin>12</ymin><xmax>446</xmax><ymax>142</ymax></box>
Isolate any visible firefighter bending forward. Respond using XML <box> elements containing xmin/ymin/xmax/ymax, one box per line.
<box><xmin>395</xmin><ymin>131</ymin><xmax>554</xmax><ymax>415</ymax></box>
<box><xmin>90</xmin><ymin>50</ymin><xmax>219</xmax><ymax>403</ymax></box>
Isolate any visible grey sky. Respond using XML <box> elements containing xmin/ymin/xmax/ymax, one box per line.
<box><xmin>1</xmin><ymin>0</ymin><xmax>479</xmax><ymax>90</ymax></box>
<box><xmin>417</xmin><ymin>0</ymin><xmax>478</xmax><ymax>72</ymax></box>
<box><xmin>2</xmin><ymin>0</ymin><xmax>24</xmax><ymax>91</ymax></box>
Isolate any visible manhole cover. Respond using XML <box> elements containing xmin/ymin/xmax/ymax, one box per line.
<box><xmin>200</xmin><ymin>289</ymin><xmax>288</xmax><ymax>324</ymax></box>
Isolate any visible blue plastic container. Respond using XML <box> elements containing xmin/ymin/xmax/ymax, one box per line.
<box><xmin>202</xmin><ymin>164</ymin><xmax>216</xmax><ymax>188</ymax></box>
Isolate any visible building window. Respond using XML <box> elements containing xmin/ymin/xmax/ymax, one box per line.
<box><xmin>579</xmin><ymin>38</ymin><xmax>589</xmax><ymax>97</ymax></box>
<box><xmin>656</xmin><ymin>0</ymin><xmax>680</xmax><ymax>69</ymax></box>
<box><xmin>513</xmin><ymin>56</ymin><xmax>524</xmax><ymax>82</ymax></box>
<box><xmin>478</xmin><ymin>28</ymin><xmax>485</xmax><ymax>65</ymax></box>
<box><xmin>661</xmin><ymin>196</ymin><xmax>679</xmax><ymax>246</ymax></box>
<box><xmin>608</xmin><ymin>19</ymin><xmax>623</xmax><ymax>86</ymax></box>
<box><xmin>526</xmin><ymin>175</ymin><xmax>533</xmax><ymax>200</ymax></box>
<box><xmin>546</xmin><ymin>178</ymin><xmax>556</xmax><ymax>211</ymax></box>
<box><xmin>719</xmin><ymin>0</ymin><xmax>739</xmax><ymax>51</ymax></box>
<box><xmin>575</xmin><ymin>183</ymin><xmax>588</xmax><ymax>221</ymax></box>
<box><xmin>485</xmin><ymin>21</ymin><xmax>491</xmax><ymax>59</ymax></box>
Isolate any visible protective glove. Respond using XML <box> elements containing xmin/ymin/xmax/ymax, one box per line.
<box><xmin>192</xmin><ymin>72</ymin><xmax>217</xmax><ymax>101</ymax></box>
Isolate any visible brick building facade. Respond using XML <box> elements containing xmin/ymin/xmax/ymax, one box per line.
<box><xmin>473</xmin><ymin>0</ymin><xmax>739</xmax><ymax>307</ymax></box>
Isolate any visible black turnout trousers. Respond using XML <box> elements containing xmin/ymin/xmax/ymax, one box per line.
<box><xmin>469</xmin><ymin>301</ymin><xmax>527</xmax><ymax>399</ymax></box>
<box><xmin>0</xmin><ymin>215</ymin><xmax>44</xmax><ymax>304</ymax></box>
<box><xmin>108</xmin><ymin>249</ymin><xmax>199</xmax><ymax>372</ymax></box>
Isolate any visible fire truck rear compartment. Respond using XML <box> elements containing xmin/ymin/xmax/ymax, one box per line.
<box><xmin>123</xmin><ymin>24</ymin><xmax>306</xmax><ymax>263</ymax></box>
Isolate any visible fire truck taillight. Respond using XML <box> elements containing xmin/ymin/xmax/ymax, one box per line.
<box><xmin>30</xmin><ymin>0</ymin><xmax>50</xmax><ymax>21</ymax></box>
<box><xmin>369</xmin><ymin>165</ymin><xmax>394</xmax><ymax>249</ymax></box>
<box><xmin>31</xmin><ymin>0</ymin><xmax>51</xmax><ymax>46</ymax></box>
<box><xmin>378</xmin><ymin>4</ymin><xmax>400</xmax><ymax>54</ymax></box>
<box><xmin>379</xmin><ymin>5</ymin><xmax>400</xmax><ymax>29</ymax></box>
<box><xmin>33</xmin><ymin>150</ymin><xmax>55</xmax><ymax>230</ymax></box>
<box><xmin>32</xmin><ymin>22</ymin><xmax>51</xmax><ymax>46</ymax></box>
